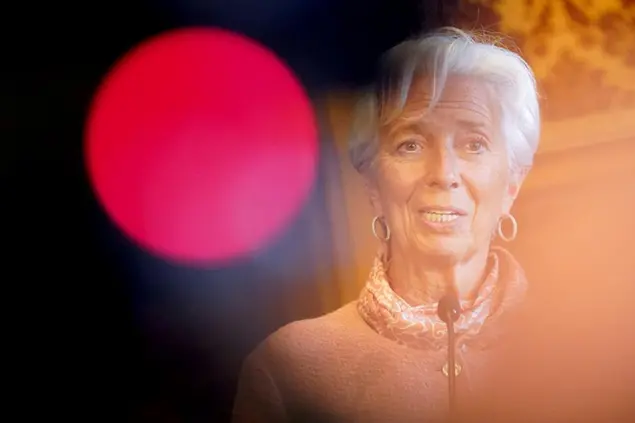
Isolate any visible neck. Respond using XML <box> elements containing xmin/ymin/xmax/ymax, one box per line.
<box><xmin>386</xmin><ymin>246</ymin><xmax>491</xmax><ymax>305</ymax></box>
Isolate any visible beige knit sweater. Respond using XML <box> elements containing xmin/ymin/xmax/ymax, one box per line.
<box><xmin>232</xmin><ymin>299</ymin><xmax>519</xmax><ymax>423</ymax></box>
<box><xmin>233</xmin><ymin>299</ymin><xmax>635</xmax><ymax>423</ymax></box>
<box><xmin>232</xmin><ymin>246</ymin><xmax>635</xmax><ymax>422</ymax></box>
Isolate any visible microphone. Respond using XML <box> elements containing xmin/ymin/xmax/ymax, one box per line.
<box><xmin>437</xmin><ymin>291</ymin><xmax>461</xmax><ymax>324</ymax></box>
<box><xmin>437</xmin><ymin>290</ymin><xmax>462</xmax><ymax>421</ymax></box>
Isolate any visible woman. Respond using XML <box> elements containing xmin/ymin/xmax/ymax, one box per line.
<box><xmin>232</xmin><ymin>27</ymin><xmax>540</xmax><ymax>422</ymax></box>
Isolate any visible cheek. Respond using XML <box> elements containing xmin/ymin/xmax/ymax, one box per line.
<box><xmin>376</xmin><ymin>158</ymin><xmax>421</xmax><ymax>203</ymax></box>
<box><xmin>469</xmin><ymin>164</ymin><xmax>510</xmax><ymax>216</ymax></box>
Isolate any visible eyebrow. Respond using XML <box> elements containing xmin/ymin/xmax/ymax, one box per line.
<box><xmin>385</xmin><ymin>120</ymin><xmax>419</xmax><ymax>139</ymax></box>
<box><xmin>387</xmin><ymin>117</ymin><xmax>489</xmax><ymax>137</ymax></box>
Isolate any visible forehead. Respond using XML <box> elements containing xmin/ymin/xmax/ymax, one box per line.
<box><xmin>384</xmin><ymin>75</ymin><xmax>497</xmax><ymax>132</ymax></box>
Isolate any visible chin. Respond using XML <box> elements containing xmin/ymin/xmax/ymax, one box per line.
<box><xmin>415</xmin><ymin>239</ymin><xmax>472</xmax><ymax>263</ymax></box>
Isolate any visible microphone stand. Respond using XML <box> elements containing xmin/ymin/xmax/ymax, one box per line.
<box><xmin>437</xmin><ymin>292</ymin><xmax>462</xmax><ymax>423</ymax></box>
<box><xmin>446</xmin><ymin>312</ymin><xmax>458</xmax><ymax>419</ymax></box>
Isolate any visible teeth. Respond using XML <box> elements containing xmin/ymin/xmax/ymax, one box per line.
<box><xmin>422</xmin><ymin>211</ymin><xmax>459</xmax><ymax>223</ymax></box>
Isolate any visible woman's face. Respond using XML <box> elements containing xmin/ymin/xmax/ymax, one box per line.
<box><xmin>369</xmin><ymin>76</ymin><xmax>522</xmax><ymax>262</ymax></box>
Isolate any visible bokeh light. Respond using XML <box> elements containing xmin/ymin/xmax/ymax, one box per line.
<box><xmin>86</xmin><ymin>28</ymin><xmax>318</xmax><ymax>264</ymax></box>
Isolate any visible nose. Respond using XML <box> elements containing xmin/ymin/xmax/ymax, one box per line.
<box><xmin>424</xmin><ymin>144</ymin><xmax>459</xmax><ymax>190</ymax></box>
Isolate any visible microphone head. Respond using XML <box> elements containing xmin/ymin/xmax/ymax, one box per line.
<box><xmin>437</xmin><ymin>292</ymin><xmax>462</xmax><ymax>324</ymax></box>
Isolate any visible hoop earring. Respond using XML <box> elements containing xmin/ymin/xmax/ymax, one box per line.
<box><xmin>497</xmin><ymin>213</ymin><xmax>518</xmax><ymax>242</ymax></box>
<box><xmin>371</xmin><ymin>216</ymin><xmax>391</xmax><ymax>241</ymax></box>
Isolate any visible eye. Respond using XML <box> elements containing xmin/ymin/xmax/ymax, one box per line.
<box><xmin>464</xmin><ymin>138</ymin><xmax>487</xmax><ymax>154</ymax></box>
<box><xmin>397</xmin><ymin>140</ymin><xmax>423</xmax><ymax>154</ymax></box>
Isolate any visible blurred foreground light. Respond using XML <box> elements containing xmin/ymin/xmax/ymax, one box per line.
<box><xmin>85</xmin><ymin>28</ymin><xmax>318</xmax><ymax>265</ymax></box>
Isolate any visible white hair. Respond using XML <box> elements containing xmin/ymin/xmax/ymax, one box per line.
<box><xmin>349</xmin><ymin>27</ymin><xmax>541</xmax><ymax>177</ymax></box>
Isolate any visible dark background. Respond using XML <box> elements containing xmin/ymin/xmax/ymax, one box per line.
<box><xmin>6</xmin><ymin>1</ymin><xmax>456</xmax><ymax>421</ymax></box>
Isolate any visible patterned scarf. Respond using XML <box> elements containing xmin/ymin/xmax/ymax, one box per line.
<box><xmin>357</xmin><ymin>246</ymin><xmax>527</xmax><ymax>350</ymax></box>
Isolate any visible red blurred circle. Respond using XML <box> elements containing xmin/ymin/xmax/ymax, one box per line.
<box><xmin>86</xmin><ymin>28</ymin><xmax>318</xmax><ymax>263</ymax></box>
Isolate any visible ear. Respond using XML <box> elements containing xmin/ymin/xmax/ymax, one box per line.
<box><xmin>502</xmin><ymin>167</ymin><xmax>529</xmax><ymax>214</ymax></box>
<box><xmin>363</xmin><ymin>175</ymin><xmax>384</xmax><ymax>217</ymax></box>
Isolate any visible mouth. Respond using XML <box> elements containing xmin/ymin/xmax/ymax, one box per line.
<box><xmin>419</xmin><ymin>207</ymin><xmax>467</xmax><ymax>224</ymax></box>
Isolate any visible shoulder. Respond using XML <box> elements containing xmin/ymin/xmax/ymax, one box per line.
<box><xmin>234</xmin><ymin>302</ymin><xmax>373</xmax><ymax>420</ymax></box>
<box><xmin>242</xmin><ymin>300</ymin><xmax>370</xmax><ymax>381</ymax></box>
<box><xmin>277</xmin><ymin>300</ymin><xmax>361</xmax><ymax>340</ymax></box>
<box><xmin>250</xmin><ymin>301</ymin><xmax>361</xmax><ymax>363</ymax></box>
